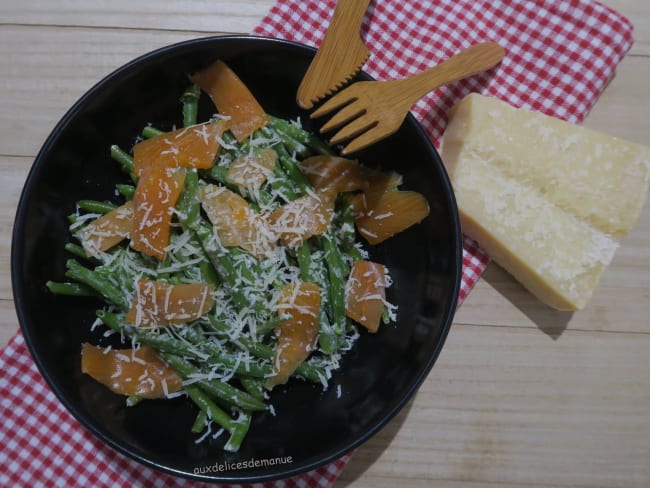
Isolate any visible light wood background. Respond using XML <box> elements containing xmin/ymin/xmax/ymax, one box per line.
<box><xmin>1</xmin><ymin>1</ymin><xmax>649</xmax><ymax>487</ymax></box>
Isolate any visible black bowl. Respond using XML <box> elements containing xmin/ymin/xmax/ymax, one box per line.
<box><xmin>11</xmin><ymin>35</ymin><xmax>462</xmax><ymax>483</ymax></box>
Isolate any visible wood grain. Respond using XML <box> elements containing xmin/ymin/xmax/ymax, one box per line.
<box><xmin>583</xmin><ymin>55</ymin><xmax>650</xmax><ymax>144</ymax></box>
<box><xmin>0</xmin><ymin>0</ymin><xmax>275</xmax><ymax>34</ymax></box>
<box><xmin>604</xmin><ymin>0</ymin><xmax>650</xmax><ymax>55</ymax></box>
<box><xmin>339</xmin><ymin>324</ymin><xmax>650</xmax><ymax>487</ymax></box>
<box><xmin>0</xmin><ymin>1</ymin><xmax>649</xmax><ymax>487</ymax></box>
<box><xmin>296</xmin><ymin>0</ymin><xmax>370</xmax><ymax>109</ymax></box>
<box><xmin>2</xmin><ymin>0</ymin><xmax>647</xmax><ymax>55</ymax></box>
<box><xmin>314</xmin><ymin>42</ymin><xmax>505</xmax><ymax>154</ymax></box>
<box><xmin>0</xmin><ymin>25</ymin><xmax>212</xmax><ymax>157</ymax></box>
<box><xmin>0</xmin><ymin>157</ymin><xmax>30</xmax><ymax>300</ymax></box>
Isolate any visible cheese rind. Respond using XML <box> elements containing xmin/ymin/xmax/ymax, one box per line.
<box><xmin>441</xmin><ymin>93</ymin><xmax>649</xmax><ymax>310</ymax></box>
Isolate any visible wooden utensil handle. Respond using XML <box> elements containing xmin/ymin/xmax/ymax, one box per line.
<box><xmin>398</xmin><ymin>42</ymin><xmax>506</xmax><ymax>104</ymax></box>
<box><xmin>329</xmin><ymin>0</ymin><xmax>372</xmax><ymax>28</ymax></box>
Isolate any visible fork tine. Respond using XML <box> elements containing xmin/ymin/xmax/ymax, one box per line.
<box><xmin>310</xmin><ymin>89</ymin><xmax>359</xmax><ymax>119</ymax></box>
<box><xmin>341</xmin><ymin>123</ymin><xmax>397</xmax><ymax>155</ymax></box>
<box><xmin>319</xmin><ymin>100</ymin><xmax>366</xmax><ymax>133</ymax></box>
<box><xmin>329</xmin><ymin>115</ymin><xmax>376</xmax><ymax>145</ymax></box>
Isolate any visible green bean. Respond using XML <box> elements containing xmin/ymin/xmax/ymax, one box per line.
<box><xmin>99</xmin><ymin>310</ymin><xmax>202</xmax><ymax>357</ymax></box>
<box><xmin>203</xmin><ymin>317</ymin><xmax>325</xmax><ymax>383</ymax></box>
<box><xmin>65</xmin><ymin>260</ymin><xmax>129</xmax><ymax>310</ymax></box>
<box><xmin>269</xmin><ymin>164</ymin><xmax>301</xmax><ymax>202</ymax></box>
<box><xmin>159</xmin><ymin>352</ymin><xmax>267</xmax><ymax>412</ymax></box>
<box><xmin>254</xmin><ymin>315</ymin><xmax>290</xmax><ymax>337</ymax></box>
<box><xmin>93</xmin><ymin>250</ymin><xmax>143</xmax><ymax>297</ymax></box>
<box><xmin>207</xmin><ymin>129</ymin><xmax>256</xmax><ymax>164</ymax></box>
<box><xmin>218</xmin><ymin>131</ymin><xmax>240</xmax><ymax>158</ymax></box>
<box><xmin>239</xmin><ymin>377</ymin><xmax>265</xmax><ymax>402</ymax></box>
<box><xmin>195</xmin><ymin>222</ymin><xmax>265</xmax><ymax>314</ymax></box>
<box><xmin>207</xmin><ymin>164</ymin><xmax>231</xmax><ymax>186</ymax></box>
<box><xmin>202</xmin><ymin>316</ymin><xmax>230</xmax><ymax>335</ymax></box>
<box><xmin>171</xmin><ymin>177</ymin><xmax>221</xmax><ymax>287</ymax></box>
<box><xmin>97</xmin><ymin>308</ymin><xmax>259</xmax><ymax>451</ymax></box>
<box><xmin>295</xmin><ymin>359</ymin><xmax>330</xmax><ymax>384</ymax></box>
<box><xmin>196</xmin><ymin>224</ymin><xmax>235</xmax><ymax>286</ymax></box>
<box><xmin>116</xmin><ymin>184</ymin><xmax>135</xmax><ymax>200</ymax></box>
<box><xmin>176</xmin><ymin>323</ymin><xmax>210</xmax><ymax>346</ymax></box>
<box><xmin>142</xmin><ymin>126</ymin><xmax>164</xmax><ymax>139</ymax></box>
<box><xmin>126</xmin><ymin>396</ymin><xmax>144</xmax><ymax>407</ymax></box>
<box><xmin>269</xmin><ymin>115</ymin><xmax>334</xmax><ymax>155</ymax></box>
<box><xmin>225</xmin><ymin>125</ymin><xmax>278</xmax><ymax>157</ymax></box>
<box><xmin>321</xmin><ymin>233</ymin><xmax>349</xmax><ymax>342</ymax></box>
<box><xmin>220</xmin><ymin>247</ymin><xmax>264</xmax><ymax>312</ymax></box>
<box><xmin>177</xmin><ymin>169</ymin><xmax>201</xmax><ymax>231</ymax></box>
<box><xmin>186</xmin><ymin>386</ymin><xmax>253</xmax><ymax>452</ymax></box>
<box><xmin>199</xmin><ymin>344</ymin><xmax>272</xmax><ymax>378</ymax></box>
<box><xmin>77</xmin><ymin>200</ymin><xmax>117</xmax><ymax>214</ymax></box>
<box><xmin>110</xmin><ymin>145</ymin><xmax>135</xmax><ymax>180</ymax></box>
<box><xmin>64</xmin><ymin>243</ymin><xmax>94</xmax><ymax>262</ymax></box>
<box><xmin>184</xmin><ymin>385</ymin><xmax>235</xmax><ymax>433</ymax></box>
<box><xmin>204</xmin><ymin>316</ymin><xmax>272</xmax><ymax>359</ymax></box>
<box><xmin>295</xmin><ymin>241</ymin><xmax>313</xmax><ymax>280</ymax></box>
<box><xmin>155</xmin><ymin>253</ymin><xmax>173</xmax><ymax>281</ymax></box>
<box><xmin>223</xmin><ymin>411</ymin><xmax>252</xmax><ymax>452</ymax></box>
<box><xmin>336</xmin><ymin>195</ymin><xmax>363</xmax><ymax>259</ymax></box>
<box><xmin>198</xmin><ymin>261</ymin><xmax>220</xmax><ymax>288</ymax></box>
<box><xmin>317</xmin><ymin>320</ymin><xmax>337</xmax><ymax>354</ymax></box>
<box><xmin>181</xmin><ymin>83</ymin><xmax>201</xmax><ymax>127</ymax></box>
<box><xmin>234</xmin><ymin>335</ymin><xmax>327</xmax><ymax>383</ymax></box>
<box><xmin>265</xmin><ymin>126</ymin><xmax>310</xmax><ymax>158</ymax></box>
<box><xmin>205</xmin><ymin>157</ymin><xmax>271</xmax><ymax>209</ymax></box>
<box><xmin>271</xmin><ymin>139</ymin><xmax>311</xmax><ymax>193</ymax></box>
<box><xmin>55</xmin><ymin>109</ymin><xmax>375</xmax><ymax>453</ymax></box>
<box><xmin>191</xmin><ymin>410</ymin><xmax>208</xmax><ymax>433</ymax></box>
<box><xmin>45</xmin><ymin>281</ymin><xmax>96</xmax><ymax>297</ymax></box>
<box><xmin>381</xmin><ymin>306</ymin><xmax>392</xmax><ymax>325</ymax></box>
<box><xmin>295</xmin><ymin>242</ymin><xmax>337</xmax><ymax>354</ymax></box>
<box><xmin>98</xmin><ymin>311</ymin><xmax>271</xmax><ymax>378</ymax></box>
<box><xmin>174</xmin><ymin>176</ymin><xmax>221</xmax><ymax>286</ymax></box>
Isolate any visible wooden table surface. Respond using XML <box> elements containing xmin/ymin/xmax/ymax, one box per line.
<box><xmin>1</xmin><ymin>1</ymin><xmax>649</xmax><ymax>487</ymax></box>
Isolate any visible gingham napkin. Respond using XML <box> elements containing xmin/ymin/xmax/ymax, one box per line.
<box><xmin>254</xmin><ymin>0</ymin><xmax>634</xmax><ymax>305</ymax></box>
<box><xmin>1</xmin><ymin>0</ymin><xmax>634</xmax><ymax>486</ymax></box>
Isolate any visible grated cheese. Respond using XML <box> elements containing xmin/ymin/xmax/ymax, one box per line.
<box><xmin>74</xmin><ymin>112</ymin><xmax>407</xmax><ymax>449</ymax></box>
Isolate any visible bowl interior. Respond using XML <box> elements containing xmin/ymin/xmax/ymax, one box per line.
<box><xmin>12</xmin><ymin>35</ymin><xmax>461</xmax><ymax>483</ymax></box>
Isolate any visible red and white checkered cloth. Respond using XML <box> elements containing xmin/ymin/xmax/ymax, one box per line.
<box><xmin>254</xmin><ymin>0</ymin><xmax>634</xmax><ymax>305</ymax></box>
<box><xmin>1</xmin><ymin>0</ymin><xmax>634</xmax><ymax>486</ymax></box>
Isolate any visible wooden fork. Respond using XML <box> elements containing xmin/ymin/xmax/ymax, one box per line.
<box><xmin>311</xmin><ymin>42</ymin><xmax>506</xmax><ymax>155</ymax></box>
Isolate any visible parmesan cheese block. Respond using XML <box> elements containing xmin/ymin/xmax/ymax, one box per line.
<box><xmin>441</xmin><ymin>93</ymin><xmax>649</xmax><ymax>310</ymax></box>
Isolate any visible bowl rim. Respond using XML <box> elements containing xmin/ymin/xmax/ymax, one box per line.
<box><xmin>11</xmin><ymin>33</ymin><xmax>463</xmax><ymax>483</ymax></box>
